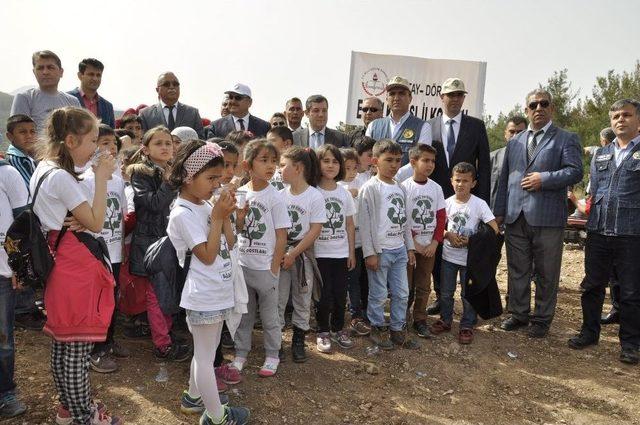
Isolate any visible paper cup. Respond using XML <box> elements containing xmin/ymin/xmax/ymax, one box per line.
<box><xmin>236</xmin><ymin>190</ymin><xmax>247</xmax><ymax>208</ymax></box>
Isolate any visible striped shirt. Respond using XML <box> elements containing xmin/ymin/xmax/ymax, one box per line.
<box><xmin>5</xmin><ymin>145</ymin><xmax>36</xmax><ymax>191</ymax></box>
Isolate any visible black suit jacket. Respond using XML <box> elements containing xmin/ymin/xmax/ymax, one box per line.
<box><xmin>292</xmin><ymin>127</ymin><xmax>349</xmax><ymax>148</ymax></box>
<box><xmin>428</xmin><ymin>114</ymin><xmax>491</xmax><ymax>203</ymax></box>
<box><xmin>206</xmin><ymin>114</ymin><xmax>271</xmax><ymax>139</ymax></box>
<box><xmin>139</xmin><ymin>102</ymin><xmax>204</xmax><ymax>138</ymax></box>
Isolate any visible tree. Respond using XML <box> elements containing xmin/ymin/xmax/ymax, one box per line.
<box><xmin>103</xmin><ymin>197</ymin><xmax>122</xmax><ymax>236</ymax></box>
<box><xmin>411</xmin><ymin>198</ymin><xmax>435</xmax><ymax>230</ymax></box>
<box><xmin>323</xmin><ymin>201</ymin><xmax>344</xmax><ymax>235</ymax></box>
<box><xmin>288</xmin><ymin>209</ymin><xmax>302</xmax><ymax>239</ymax></box>
<box><xmin>484</xmin><ymin>104</ymin><xmax>524</xmax><ymax>151</ymax></box>
<box><xmin>386</xmin><ymin>196</ymin><xmax>406</xmax><ymax>226</ymax></box>
<box><xmin>242</xmin><ymin>206</ymin><xmax>266</xmax><ymax>246</ymax></box>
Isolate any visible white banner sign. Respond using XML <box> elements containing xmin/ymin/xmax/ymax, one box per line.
<box><xmin>346</xmin><ymin>51</ymin><xmax>487</xmax><ymax>125</ymax></box>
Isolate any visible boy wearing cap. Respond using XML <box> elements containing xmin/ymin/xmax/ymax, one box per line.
<box><xmin>207</xmin><ymin>83</ymin><xmax>270</xmax><ymax>139</ymax></box>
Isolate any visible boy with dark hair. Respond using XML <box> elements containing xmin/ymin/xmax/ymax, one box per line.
<box><xmin>4</xmin><ymin>115</ymin><xmax>37</xmax><ymax>188</ymax></box>
<box><xmin>68</xmin><ymin>58</ymin><xmax>115</xmax><ymax>128</ymax></box>
<box><xmin>358</xmin><ymin>139</ymin><xmax>418</xmax><ymax>350</ymax></box>
<box><xmin>119</xmin><ymin>114</ymin><xmax>144</xmax><ymax>144</ymax></box>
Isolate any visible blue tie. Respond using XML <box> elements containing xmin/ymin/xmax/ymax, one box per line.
<box><xmin>314</xmin><ymin>132</ymin><xmax>323</xmax><ymax>149</ymax></box>
<box><xmin>446</xmin><ymin>119</ymin><xmax>456</xmax><ymax>163</ymax></box>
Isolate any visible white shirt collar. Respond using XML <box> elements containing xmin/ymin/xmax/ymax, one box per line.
<box><xmin>310</xmin><ymin>126</ymin><xmax>326</xmax><ymax>136</ymax></box>
<box><xmin>442</xmin><ymin>111</ymin><xmax>463</xmax><ymax>125</ymax></box>
<box><xmin>232</xmin><ymin>113</ymin><xmax>250</xmax><ymax>123</ymax></box>
<box><xmin>390</xmin><ymin>111</ymin><xmax>411</xmax><ymax>125</ymax></box>
<box><xmin>527</xmin><ymin>120</ymin><xmax>553</xmax><ymax>135</ymax></box>
<box><xmin>160</xmin><ymin>100</ymin><xmax>179</xmax><ymax>109</ymax></box>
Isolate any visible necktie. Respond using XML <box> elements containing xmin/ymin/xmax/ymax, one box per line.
<box><xmin>446</xmin><ymin>119</ymin><xmax>456</xmax><ymax>164</ymax></box>
<box><xmin>167</xmin><ymin>105</ymin><xmax>175</xmax><ymax>130</ymax></box>
<box><xmin>314</xmin><ymin>132</ymin><xmax>323</xmax><ymax>149</ymax></box>
<box><xmin>528</xmin><ymin>130</ymin><xmax>543</xmax><ymax>162</ymax></box>
<box><xmin>238</xmin><ymin>118</ymin><xmax>245</xmax><ymax>131</ymax></box>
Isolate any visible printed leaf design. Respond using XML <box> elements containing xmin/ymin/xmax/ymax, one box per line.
<box><xmin>412</xmin><ymin>198</ymin><xmax>435</xmax><ymax>229</ymax></box>
<box><xmin>103</xmin><ymin>197</ymin><xmax>122</xmax><ymax>236</ymax></box>
<box><xmin>387</xmin><ymin>195</ymin><xmax>406</xmax><ymax>225</ymax></box>
<box><xmin>242</xmin><ymin>206</ymin><xmax>266</xmax><ymax>246</ymax></box>
<box><xmin>288</xmin><ymin>209</ymin><xmax>303</xmax><ymax>239</ymax></box>
<box><xmin>323</xmin><ymin>201</ymin><xmax>344</xmax><ymax>235</ymax></box>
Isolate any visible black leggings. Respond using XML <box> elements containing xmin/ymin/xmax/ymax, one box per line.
<box><xmin>315</xmin><ymin>258</ymin><xmax>348</xmax><ymax>333</ymax></box>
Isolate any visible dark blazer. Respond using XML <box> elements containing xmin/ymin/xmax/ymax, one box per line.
<box><xmin>205</xmin><ymin>114</ymin><xmax>270</xmax><ymax>139</ymax></box>
<box><xmin>67</xmin><ymin>88</ymin><xmax>115</xmax><ymax>128</ymax></box>
<box><xmin>293</xmin><ymin>127</ymin><xmax>349</xmax><ymax>148</ymax></box>
<box><xmin>429</xmin><ymin>114</ymin><xmax>491</xmax><ymax>203</ymax></box>
<box><xmin>139</xmin><ymin>102</ymin><xmax>204</xmax><ymax>138</ymax></box>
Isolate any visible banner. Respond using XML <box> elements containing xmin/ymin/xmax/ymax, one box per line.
<box><xmin>346</xmin><ymin>51</ymin><xmax>487</xmax><ymax>125</ymax></box>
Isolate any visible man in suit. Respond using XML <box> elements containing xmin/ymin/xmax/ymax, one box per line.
<box><xmin>349</xmin><ymin>97</ymin><xmax>383</xmax><ymax>147</ymax></box>
<box><xmin>489</xmin><ymin>115</ymin><xmax>528</xmax><ymax>210</ymax></box>
<box><xmin>285</xmin><ymin>97</ymin><xmax>304</xmax><ymax>132</ymax></box>
<box><xmin>139</xmin><ymin>72</ymin><xmax>204</xmax><ymax>137</ymax></box>
<box><xmin>494</xmin><ymin>88</ymin><xmax>583</xmax><ymax>338</ymax></box>
<box><xmin>68</xmin><ymin>58</ymin><xmax>115</xmax><ymax>128</ymax></box>
<box><xmin>205</xmin><ymin>83</ymin><xmax>270</xmax><ymax>139</ymax></box>
<box><xmin>292</xmin><ymin>95</ymin><xmax>349</xmax><ymax>148</ymax></box>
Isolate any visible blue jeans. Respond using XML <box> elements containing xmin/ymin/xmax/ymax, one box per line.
<box><xmin>440</xmin><ymin>259</ymin><xmax>477</xmax><ymax>329</ymax></box>
<box><xmin>0</xmin><ymin>277</ymin><xmax>16</xmax><ymax>396</ymax></box>
<box><xmin>366</xmin><ymin>246</ymin><xmax>409</xmax><ymax>331</ymax></box>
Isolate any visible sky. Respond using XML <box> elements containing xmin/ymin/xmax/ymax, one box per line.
<box><xmin>2</xmin><ymin>0</ymin><xmax>639</xmax><ymax>128</ymax></box>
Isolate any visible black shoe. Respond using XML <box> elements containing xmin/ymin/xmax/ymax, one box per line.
<box><xmin>154</xmin><ymin>344</ymin><xmax>192</xmax><ymax>362</ymax></box>
<box><xmin>568</xmin><ymin>333</ymin><xmax>598</xmax><ymax>350</ymax></box>
<box><xmin>413</xmin><ymin>321</ymin><xmax>432</xmax><ymax>339</ymax></box>
<box><xmin>14</xmin><ymin>311</ymin><xmax>45</xmax><ymax>331</ymax></box>
<box><xmin>601</xmin><ymin>311</ymin><xmax>620</xmax><ymax>325</ymax></box>
<box><xmin>292</xmin><ymin>327</ymin><xmax>308</xmax><ymax>363</ymax></box>
<box><xmin>123</xmin><ymin>324</ymin><xmax>151</xmax><ymax>339</ymax></box>
<box><xmin>278</xmin><ymin>347</ymin><xmax>287</xmax><ymax>362</ymax></box>
<box><xmin>620</xmin><ymin>348</ymin><xmax>640</xmax><ymax>365</ymax></box>
<box><xmin>221</xmin><ymin>330</ymin><xmax>235</xmax><ymax>349</ymax></box>
<box><xmin>500</xmin><ymin>316</ymin><xmax>529</xmax><ymax>331</ymax></box>
<box><xmin>170</xmin><ymin>330</ymin><xmax>190</xmax><ymax>346</ymax></box>
<box><xmin>425</xmin><ymin>300</ymin><xmax>440</xmax><ymax>316</ymax></box>
<box><xmin>527</xmin><ymin>323</ymin><xmax>549</xmax><ymax>338</ymax></box>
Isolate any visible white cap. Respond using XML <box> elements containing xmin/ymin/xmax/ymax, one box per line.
<box><xmin>224</xmin><ymin>83</ymin><xmax>252</xmax><ymax>98</ymax></box>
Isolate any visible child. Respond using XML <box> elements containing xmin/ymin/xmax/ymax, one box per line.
<box><xmin>233</xmin><ymin>139</ymin><xmax>290</xmax><ymax>377</ymax></box>
<box><xmin>224</xmin><ymin>130</ymin><xmax>254</xmax><ymax>187</ymax></box>
<box><xmin>128</xmin><ymin>126</ymin><xmax>191</xmax><ymax>361</ymax></box>
<box><xmin>29</xmin><ymin>107</ymin><xmax>121</xmax><ymax>424</ymax></box>
<box><xmin>358</xmin><ymin>139</ymin><xmax>417</xmax><ymax>350</ymax></box>
<box><xmin>278</xmin><ymin>146</ymin><xmax>325</xmax><ymax>362</ymax></box>
<box><xmin>266</xmin><ymin>126</ymin><xmax>293</xmax><ymax>191</ymax></box>
<box><xmin>167</xmin><ymin>140</ymin><xmax>249</xmax><ymax>425</ymax></box>
<box><xmin>353</xmin><ymin>136</ymin><xmax>375</xmax><ymax>184</ymax></box>
<box><xmin>314</xmin><ymin>144</ymin><xmax>356</xmax><ymax>353</ymax></box>
<box><xmin>0</xmin><ymin>157</ymin><xmax>29</xmax><ymax>419</ymax></box>
<box><xmin>402</xmin><ymin>144</ymin><xmax>446</xmax><ymax>338</ymax></box>
<box><xmin>429</xmin><ymin>162</ymin><xmax>498</xmax><ymax>344</ymax></box>
<box><xmin>119</xmin><ymin>114</ymin><xmax>143</xmax><ymax>144</ymax></box>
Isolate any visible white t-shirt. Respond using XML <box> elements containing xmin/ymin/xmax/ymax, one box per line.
<box><xmin>269</xmin><ymin>168</ymin><xmax>287</xmax><ymax>191</ymax></box>
<box><xmin>442</xmin><ymin>194</ymin><xmax>495</xmax><ymax>266</ymax></box>
<box><xmin>29</xmin><ymin>162</ymin><xmax>88</xmax><ymax>232</ymax></box>
<box><xmin>402</xmin><ymin>179</ymin><xmax>446</xmax><ymax>246</ymax></box>
<box><xmin>124</xmin><ymin>183</ymin><xmax>135</xmax><ymax>244</ymax></box>
<box><xmin>338</xmin><ymin>171</ymin><xmax>371</xmax><ymax>248</ymax></box>
<box><xmin>81</xmin><ymin>169</ymin><xmax>127</xmax><ymax>263</ymax></box>
<box><xmin>0</xmin><ymin>165</ymin><xmax>30</xmax><ymax>278</ymax></box>
<box><xmin>168</xmin><ymin>198</ymin><xmax>234</xmax><ymax>312</ymax></box>
<box><xmin>377</xmin><ymin>179</ymin><xmax>408</xmax><ymax>250</ymax></box>
<box><xmin>281</xmin><ymin>186</ymin><xmax>326</xmax><ymax>241</ymax></box>
<box><xmin>315</xmin><ymin>185</ymin><xmax>355</xmax><ymax>258</ymax></box>
<box><xmin>237</xmin><ymin>183</ymin><xmax>290</xmax><ymax>270</ymax></box>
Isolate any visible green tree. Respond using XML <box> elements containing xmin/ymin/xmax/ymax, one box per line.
<box><xmin>411</xmin><ymin>198</ymin><xmax>435</xmax><ymax>230</ymax></box>
<box><xmin>323</xmin><ymin>201</ymin><xmax>343</xmax><ymax>234</ymax></box>
<box><xmin>242</xmin><ymin>207</ymin><xmax>266</xmax><ymax>246</ymax></box>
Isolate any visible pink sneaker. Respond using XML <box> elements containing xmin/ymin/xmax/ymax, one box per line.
<box><xmin>217</xmin><ymin>377</ymin><xmax>228</xmax><ymax>393</ymax></box>
<box><xmin>56</xmin><ymin>402</ymin><xmax>107</xmax><ymax>425</ymax></box>
<box><xmin>90</xmin><ymin>409</ymin><xmax>124</xmax><ymax>425</ymax></box>
<box><xmin>215</xmin><ymin>364</ymin><xmax>242</xmax><ymax>385</ymax></box>
<box><xmin>258</xmin><ymin>357</ymin><xmax>279</xmax><ymax>378</ymax></box>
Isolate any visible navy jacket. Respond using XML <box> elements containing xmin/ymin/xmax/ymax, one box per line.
<box><xmin>205</xmin><ymin>114</ymin><xmax>270</xmax><ymax>139</ymax></box>
<box><xmin>67</xmin><ymin>88</ymin><xmax>115</xmax><ymax>128</ymax></box>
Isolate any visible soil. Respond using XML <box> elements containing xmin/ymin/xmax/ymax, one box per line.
<box><xmin>7</xmin><ymin>246</ymin><xmax>640</xmax><ymax>425</ymax></box>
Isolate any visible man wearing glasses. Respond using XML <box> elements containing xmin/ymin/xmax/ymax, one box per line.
<box><xmin>494</xmin><ymin>88</ymin><xmax>583</xmax><ymax>338</ymax></box>
<box><xmin>139</xmin><ymin>72</ymin><xmax>204</xmax><ymax>137</ymax></box>
<box><xmin>206</xmin><ymin>83</ymin><xmax>270</xmax><ymax>139</ymax></box>
<box><xmin>349</xmin><ymin>97</ymin><xmax>384</xmax><ymax>147</ymax></box>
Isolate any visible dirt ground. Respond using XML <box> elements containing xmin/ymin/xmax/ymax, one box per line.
<box><xmin>6</xmin><ymin>246</ymin><xmax>640</xmax><ymax>425</ymax></box>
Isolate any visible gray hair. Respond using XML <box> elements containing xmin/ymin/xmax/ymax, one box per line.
<box><xmin>609</xmin><ymin>99</ymin><xmax>640</xmax><ymax>117</ymax></box>
<box><xmin>525</xmin><ymin>88</ymin><xmax>553</xmax><ymax>106</ymax></box>
<box><xmin>599</xmin><ymin>127</ymin><xmax>616</xmax><ymax>143</ymax></box>
<box><xmin>364</xmin><ymin>97</ymin><xmax>384</xmax><ymax>109</ymax></box>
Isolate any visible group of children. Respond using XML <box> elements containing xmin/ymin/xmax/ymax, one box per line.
<box><xmin>0</xmin><ymin>106</ymin><xmax>499</xmax><ymax>425</ymax></box>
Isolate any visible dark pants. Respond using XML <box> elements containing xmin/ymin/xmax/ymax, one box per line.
<box><xmin>431</xmin><ymin>244</ymin><xmax>444</xmax><ymax>299</ymax></box>
<box><xmin>347</xmin><ymin>248</ymin><xmax>369</xmax><ymax>321</ymax></box>
<box><xmin>316</xmin><ymin>258</ymin><xmax>348</xmax><ymax>333</ymax></box>
<box><xmin>93</xmin><ymin>263</ymin><xmax>121</xmax><ymax>355</ymax></box>
<box><xmin>608</xmin><ymin>268</ymin><xmax>620</xmax><ymax>312</ymax></box>
<box><xmin>580</xmin><ymin>233</ymin><xmax>640</xmax><ymax>350</ymax></box>
<box><xmin>14</xmin><ymin>286</ymin><xmax>36</xmax><ymax>315</ymax></box>
<box><xmin>0</xmin><ymin>277</ymin><xmax>16</xmax><ymax>397</ymax></box>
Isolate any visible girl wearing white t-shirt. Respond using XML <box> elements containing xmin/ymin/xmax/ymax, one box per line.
<box><xmin>30</xmin><ymin>107</ymin><xmax>121</xmax><ymax>425</ymax></box>
<box><xmin>278</xmin><ymin>146</ymin><xmax>325</xmax><ymax>363</ymax></box>
<box><xmin>166</xmin><ymin>140</ymin><xmax>249</xmax><ymax>425</ymax></box>
<box><xmin>233</xmin><ymin>140</ymin><xmax>290</xmax><ymax>377</ymax></box>
<box><xmin>314</xmin><ymin>145</ymin><xmax>356</xmax><ymax>354</ymax></box>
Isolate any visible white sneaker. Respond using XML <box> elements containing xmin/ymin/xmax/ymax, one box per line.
<box><xmin>331</xmin><ymin>330</ymin><xmax>355</xmax><ymax>349</ymax></box>
<box><xmin>231</xmin><ymin>356</ymin><xmax>246</xmax><ymax>372</ymax></box>
<box><xmin>316</xmin><ymin>332</ymin><xmax>332</xmax><ymax>353</ymax></box>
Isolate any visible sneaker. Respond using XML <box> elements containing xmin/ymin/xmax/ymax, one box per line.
<box><xmin>390</xmin><ymin>329</ymin><xmax>420</xmax><ymax>350</ymax></box>
<box><xmin>110</xmin><ymin>342</ymin><xmax>130</xmax><ymax>358</ymax></box>
<box><xmin>230</xmin><ymin>357</ymin><xmax>246</xmax><ymax>372</ymax></box>
<box><xmin>215</xmin><ymin>364</ymin><xmax>242</xmax><ymax>385</ymax></box>
<box><xmin>154</xmin><ymin>344</ymin><xmax>192</xmax><ymax>362</ymax></box>
<box><xmin>0</xmin><ymin>392</ymin><xmax>26</xmax><ymax>418</ymax></box>
<box><xmin>258</xmin><ymin>357</ymin><xmax>279</xmax><ymax>377</ymax></box>
<box><xmin>181</xmin><ymin>391</ymin><xmax>229</xmax><ymax>415</ymax></box>
<box><xmin>429</xmin><ymin>319</ymin><xmax>452</xmax><ymax>335</ymax></box>
<box><xmin>14</xmin><ymin>311</ymin><xmax>45</xmax><ymax>331</ymax></box>
<box><xmin>316</xmin><ymin>332</ymin><xmax>332</xmax><ymax>353</ymax></box>
<box><xmin>413</xmin><ymin>321</ymin><xmax>432</xmax><ymax>339</ymax></box>
<box><xmin>350</xmin><ymin>318</ymin><xmax>371</xmax><ymax>336</ymax></box>
<box><xmin>369</xmin><ymin>326</ymin><xmax>394</xmax><ymax>351</ymax></box>
<box><xmin>458</xmin><ymin>328</ymin><xmax>474</xmax><ymax>345</ymax></box>
<box><xmin>57</xmin><ymin>402</ymin><xmax>106</xmax><ymax>425</ymax></box>
<box><xmin>220</xmin><ymin>330</ymin><xmax>235</xmax><ymax>349</ymax></box>
<box><xmin>331</xmin><ymin>330</ymin><xmax>355</xmax><ymax>349</ymax></box>
<box><xmin>278</xmin><ymin>347</ymin><xmax>287</xmax><ymax>363</ymax></box>
<box><xmin>200</xmin><ymin>405</ymin><xmax>250</xmax><ymax>425</ymax></box>
<box><xmin>90</xmin><ymin>353</ymin><xmax>118</xmax><ymax>373</ymax></box>
<box><xmin>90</xmin><ymin>408</ymin><xmax>123</xmax><ymax>425</ymax></box>
<box><xmin>217</xmin><ymin>378</ymin><xmax>228</xmax><ymax>393</ymax></box>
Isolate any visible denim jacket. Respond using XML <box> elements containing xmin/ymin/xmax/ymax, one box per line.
<box><xmin>587</xmin><ymin>137</ymin><xmax>640</xmax><ymax>236</ymax></box>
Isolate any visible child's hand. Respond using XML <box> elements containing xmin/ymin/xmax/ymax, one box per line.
<box><xmin>424</xmin><ymin>240</ymin><xmax>438</xmax><ymax>258</ymax></box>
<box><xmin>236</xmin><ymin>203</ymin><xmax>249</xmax><ymax>225</ymax></box>
<box><xmin>413</xmin><ymin>241</ymin><xmax>425</xmax><ymax>256</ymax></box>
<box><xmin>365</xmin><ymin>255</ymin><xmax>379</xmax><ymax>271</ymax></box>
<box><xmin>459</xmin><ymin>235</ymin><xmax>469</xmax><ymax>247</ymax></box>
<box><xmin>212</xmin><ymin>190</ymin><xmax>235</xmax><ymax>220</ymax></box>
<box><xmin>408</xmin><ymin>250</ymin><xmax>416</xmax><ymax>267</ymax></box>
<box><xmin>94</xmin><ymin>153</ymin><xmax>116</xmax><ymax>180</ymax></box>
<box><xmin>282</xmin><ymin>252</ymin><xmax>296</xmax><ymax>270</ymax></box>
<box><xmin>347</xmin><ymin>253</ymin><xmax>356</xmax><ymax>271</ymax></box>
<box><xmin>11</xmin><ymin>275</ymin><xmax>24</xmax><ymax>291</ymax></box>
<box><xmin>446</xmin><ymin>232</ymin><xmax>463</xmax><ymax>248</ymax></box>
<box><xmin>348</xmin><ymin>188</ymin><xmax>358</xmax><ymax>198</ymax></box>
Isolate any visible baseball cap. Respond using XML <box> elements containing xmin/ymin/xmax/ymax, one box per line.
<box><xmin>441</xmin><ymin>78</ymin><xmax>467</xmax><ymax>94</ymax></box>
<box><xmin>225</xmin><ymin>83</ymin><xmax>252</xmax><ymax>98</ymax></box>
<box><xmin>386</xmin><ymin>76</ymin><xmax>411</xmax><ymax>92</ymax></box>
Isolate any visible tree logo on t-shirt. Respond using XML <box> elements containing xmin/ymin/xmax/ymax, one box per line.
<box><xmin>288</xmin><ymin>209</ymin><xmax>303</xmax><ymax>240</ymax></box>
<box><xmin>387</xmin><ymin>195</ymin><xmax>406</xmax><ymax>226</ymax></box>
<box><xmin>103</xmin><ymin>196</ymin><xmax>122</xmax><ymax>236</ymax></box>
<box><xmin>270</xmin><ymin>179</ymin><xmax>285</xmax><ymax>191</ymax></box>
<box><xmin>412</xmin><ymin>197</ymin><xmax>435</xmax><ymax>229</ymax></box>
<box><xmin>451</xmin><ymin>212</ymin><xmax>470</xmax><ymax>235</ymax></box>
<box><xmin>219</xmin><ymin>239</ymin><xmax>230</xmax><ymax>260</ymax></box>
<box><xmin>242</xmin><ymin>206</ymin><xmax>267</xmax><ymax>246</ymax></box>
<box><xmin>323</xmin><ymin>201</ymin><xmax>344</xmax><ymax>235</ymax></box>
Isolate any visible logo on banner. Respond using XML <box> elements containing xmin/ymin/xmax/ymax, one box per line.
<box><xmin>361</xmin><ymin>68</ymin><xmax>389</xmax><ymax>96</ymax></box>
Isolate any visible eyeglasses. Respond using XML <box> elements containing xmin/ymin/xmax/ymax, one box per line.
<box><xmin>362</xmin><ymin>107</ymin><xmax>379</xmax><ymax>113</ymax></box>
<box><xmin>271</xmin><ymin>121</ymin><xmax>287</xmax><ymax>127</ymax></box>
<box><xmin>528</xmin><ymin>100</ymin><xmax>550</xmax><ymax>110</ymax></box>
<box><xmin>160</xmin><ymin>81</ymin><xmax>180</xmax><ymax>88</ymax></box>
<box><xmin>227</xmin><ymin>94</ymin><xmax>246</xmax><ymax>101</ymax></box>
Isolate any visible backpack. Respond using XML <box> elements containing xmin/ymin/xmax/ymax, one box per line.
<box><xmin>3</xmin><ymin>168</ymin><xmax>67</xmax><ymax>288</ymax></box>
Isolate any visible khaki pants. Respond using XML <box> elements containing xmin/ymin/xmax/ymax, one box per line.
<box><xmin>407</xmin><ymin>252</ymin><xmax>436</xmax><ymax>323</ymax></box>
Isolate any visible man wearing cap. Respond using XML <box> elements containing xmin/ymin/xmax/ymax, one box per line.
<box><xmin>292</xmin><ymin>94</ymin><xmax>349</xmax><ymax>148</ymax></box>
<box><xmin>139</xmin><ymin>72</ymin><xmax>204</xmax><ymax>137</ymax></box>
<box><xmin>366</xmin><ymin>76</ymin><xmax>432</xmax><ymax>165</ymax></box>
<box><xmin>206</xmin><ymin>83</ymin><xmax>270</xmax><ymax>139</ymax></box>
<box><xmin>349</xmin><ymin>97</ymin><xmax>384</xmax><ymax>147</ymax></box>
<box><xmin>284</xmin><ymin>97</ymin><xmax>304</xmax><ymax>132</ymax></box>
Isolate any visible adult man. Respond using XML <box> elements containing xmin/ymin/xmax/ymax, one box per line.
<box><xmin>349</xmin><ymin>97</ymin><xmax>384</xmax><ymax>147</ymax></box>
<box><xmin>206</xmin><ymin>83</ymin><xmax>270</xmax><ymax>139</ymax></box>
<box><xmin>67</xmin><ymin>58</ymin><xmax>115</xmax><ymax>128</ymax></box>
<box><xmin>366</xmin><ymin>76</ymin><xmax>432</xmax><ymax>165</ymax></box>
<box><xmin>495</xmin><ymin>88</ymin><xmax>583</xmax><ymax>338</ymax></box>
<box><xmin>10</xmin><ymin>50</ymin><xmax>81</xmax><ymax>130</ymax></box>
<box><xmin>285</xmin><ymin>97</ymin><xmax>304</xmax><ymax>131</ymax></box>
<box><xmin>489</xmin><ymin>116</ymin><xmax>528</xmax><ymax>210</ymax></box>
<box><xmin>293</xmin><ymin>95</ymin><xmax>349</xmax><ymax>148</ymax></box>
<box><xmin>220</xmin><ymin>94</ymin><xmax>230</xmax><ymax>117</ymax></box>
<box><xmin>139</xmin><ymin>72</ymin><xmax>204</xmax><ymax>137</ymax></box>
<box><xmin>568</xmin><ymin>99</ymin><xmax>640</xmax><ymax>364</ymax></box>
